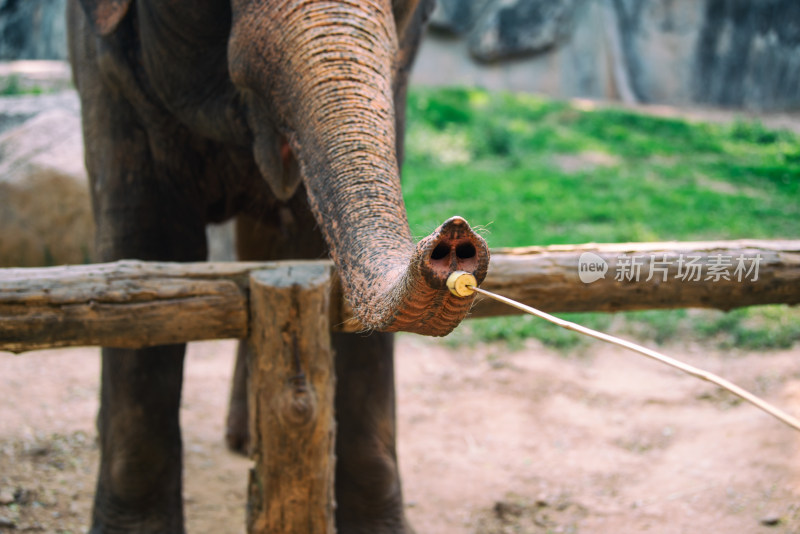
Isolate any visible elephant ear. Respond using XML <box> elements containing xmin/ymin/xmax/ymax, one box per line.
<box><xmin>393</xmin><ymin>0</ymin><xmax>433</xmax><ymax>36</ymax></box>
<box><xmin>78</xmin><ymin>0</ymin><xmax>133</xmax><ymax>36</ymax></box>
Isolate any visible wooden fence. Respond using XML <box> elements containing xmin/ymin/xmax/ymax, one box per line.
<box><xmin>1</xmin><ymin>239</ymin><xmax>799</xmax><ymax>533</ymax></box>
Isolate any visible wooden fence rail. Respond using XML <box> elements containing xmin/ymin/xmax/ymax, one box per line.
<box><xmin>1</xmin><ymin>239</ymin><xmax>799</xmax><ymax>353</ymax></box>
<box><xmin>1</xmin><ymin>239</ymin><xmax>799</xmax><ymax>534</ymax></box>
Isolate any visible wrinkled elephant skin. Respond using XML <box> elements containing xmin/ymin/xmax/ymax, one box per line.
<box><xmin>68</xmin><ymin>0</ymin><xmax>489</xmax><ymax>532</ymax></box>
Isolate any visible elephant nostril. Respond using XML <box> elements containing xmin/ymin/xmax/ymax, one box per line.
<box><xmin>455</xmin><ymin>243</ymin><xmax>476</xmax><ymax>259</ymax></box>
<box><xmin>418</xmin><ymin>217</ymin><xmax>489</xmax><ymax>293</ymax></box>
<box><xmin>430</xmin><ymin>242</ymin><xmax>450</xmax><ymax>261</ymax></box>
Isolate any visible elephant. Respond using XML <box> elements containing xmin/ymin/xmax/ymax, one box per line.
<box><xmin>67</xmin><ymin>0</ymin><xmax>489</xmax><ymax>532</ymax></box>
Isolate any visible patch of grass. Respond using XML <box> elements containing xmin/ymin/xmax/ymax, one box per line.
<box><xmin>692</xmin><ymin>305</ymin><xmax>800</xmax><ymax>350</ymax></box>
<box><xmin>443</xmin><ymin>306</ymin><xmax>800</xmax><ymax>352</ymax></box>
<box><xmin>617</xmin><ymin>309</ymin><xmax>690</xmax><ymax>346</ymax></box>
<box><xmin>403</xmin><ymin>87</ymin><xmax>800</xmax><ymax>350</ymax></box>
<box><xmin>0</xmin><ymin>75</ymin><xmax>44</xmax><ymax>96</ymax></box>
<box><xmin>445</xmin><ymin>312</ymin><xmax>613</xmax><ymax>352</ymax></box>
<box><xmin>403</xmin><ymin>87</ymin><xmax>800</xmax><ymax>246</ymax></box>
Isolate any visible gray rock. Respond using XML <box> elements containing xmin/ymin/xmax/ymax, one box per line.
<box><xmin>692</xmin><ymin>0</ymin><xmax>800</xmax><ymax>111</ymax></box>
<box><xmin>412</xmin><ymin>0</ymin><xmax>611</xmax><ymax>99</ymax></box>
<box><xmin>0</xmin><ymin>89</ymin><xmax>94</xmax><ymax>267</ymax></box>
<box><xmin>415</xmin><ymin>0</ymin><xmax>800</xmax><ymax>111</ymax></box>
<box><xmin>0</xmin><ymin>0</ymin><xmax>68</xmax><ymax>60</ymax></box>
<box><xmin>429</xmin><ymin>0</ymin><xmax>492</xmax><ymax>35</ymax></box>
<box><xmin>605</xmin><ymin>0</ymin><xmax>708</xmax><ymax>104</ymax></box>
<box><xmin>0</xmin><ymin>88</ymin><xmax>77</xmax><ymax>134</ymax></box>
<box><xmin>604</xmin><ymin>0</ymin><xmax>800</xmax><ymax>110</ymax></box>
<box><xmin>468</xmin><ymin>0</ymin><xmax>577</xmax><ymax>62</ymax></box>
<box><xmin>760</xmin><ymin>513</ymin><xmax>783</xmax><ymax>527</ymax></box>
<box><xmin>0</xmin><ymin>488</ymin><xmax>14</xmax><ymax>505</ymax></box>
<box><xmin>0</xmin><ymin>68</ymin><xmax>238</xmax><ymax>267</ymax></box>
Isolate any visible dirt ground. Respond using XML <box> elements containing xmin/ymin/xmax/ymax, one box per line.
<box><xmin>1</xmin><ymin>334</ymin><xmax>799</xmax><ymax>533</ymax></box>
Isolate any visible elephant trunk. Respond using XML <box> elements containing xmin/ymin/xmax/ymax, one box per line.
<box><xmin>229</xmin><ymin>0</ymin><xmax>488</xmax><ymax>336</ymax></box>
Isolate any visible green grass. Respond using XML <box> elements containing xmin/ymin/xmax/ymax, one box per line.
<box><xmin>0</xmin><ymin>75</ymin><xmax>46</xmax><ymax>96</ymax></box>
<box><xmin>401</xmin><ymin>87</ymin><xmax>800</xmax><ymax>351</ymax></box>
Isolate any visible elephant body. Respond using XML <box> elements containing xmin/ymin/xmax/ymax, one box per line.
<box><xmin>67</xmin><ymin>0</ymin><xmax>488</xmax><ymax>532</ymax></box>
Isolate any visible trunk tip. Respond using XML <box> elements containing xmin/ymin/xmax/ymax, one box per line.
<box><xmin>446</xmin><ymin>216</ymin><xmax>467</xmax><ymax>226</ymax></box>
<box><xmin>419</xmin><ymin>216</ymin><xmax>489</xmax><ymax>289</ymax></box>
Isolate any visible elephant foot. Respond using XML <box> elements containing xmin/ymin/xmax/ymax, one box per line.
<box><xmin>225</xmin><ymin>400</ymin><xmax>250</xmax><ymax>455</ymax></box>
<box><xmin>338</xmin><ymin>523</ymin><xmax>415</xmax><ymax>534</ymax></box>
<box><xmin>90</xmin><ymin>516</ymin><xmax>183</xmax><ymax>534</ymax></box>
<box><xmin>90</xmin><ymin>482</ymin><xmax>184</xmax><ymax>534</ymax></box>
<box><xmin>336</xmin><ymin>506</ymin><xmax>416</xmax><ymax>534</ymax></box>
<box><xmin>335</xmin><ymin>443</ymin><xmax>415</xmax><ymax>534</ymax></box>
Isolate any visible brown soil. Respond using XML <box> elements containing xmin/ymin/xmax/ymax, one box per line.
<box><xmin>1</xmin><ymin>336</ymin><xmax>799</xmax><ymax>533</ymax></box>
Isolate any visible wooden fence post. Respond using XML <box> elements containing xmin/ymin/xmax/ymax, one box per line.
<box><xmin>246</xmin><ymin>265</ymin><xmax>336</xmax><ymax>534</ymax></box>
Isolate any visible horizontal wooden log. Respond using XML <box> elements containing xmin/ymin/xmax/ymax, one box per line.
<box><xmin>470</xmin><ymin>239</ymin><xmax>800</xmax><ymax>317</ymax></box>
<box><xmin>1</xmin><ymin>240</ymin><xmax>798</xmax><ymax>352</ymax></box>
<box><xmin>0</xmin><ymin>260</ymin><xmax>265</xmax><ymax>352</ymax></box>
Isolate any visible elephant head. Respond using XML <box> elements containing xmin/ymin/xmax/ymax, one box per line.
<box><xmin>76</xmin><ymin>0</ymin><xmax>490</xmax><ymax>336</ymax></box>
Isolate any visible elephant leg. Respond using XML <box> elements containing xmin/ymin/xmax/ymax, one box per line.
<box><xmin>90</xmin><ymin>215</ymin><xmax>206</xmax><ymax>533</ymax></box>
<box><xmin>78</xmin><ymin>97</ymin><xmax>207</xmax><ymax>532</ymax></box>
<box><xmin>225</xmin><ymin>341</ymin><xmax>250</xmax><ymax>453</ymax></box>
<box><xmin>91</xmin><ymin>345</ymin><xmax>187</xmax><ymax>533</ymax></box>
<box><xmin>87</xmin><ymin>184</ymin><xmax>206</xmax><ymax>533</ymax></box>
<box><xmin>332</xmin><ymin>332</ymin><xmax>413</xmax><ymax>534</ymax></box>
<box><xmin>91</xmin><ymin>215</ymin><xmax>205</xmax><ymax>533</ymax></box>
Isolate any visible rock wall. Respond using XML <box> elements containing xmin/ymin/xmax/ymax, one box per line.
<box><xmin>691</xmin><ymin>0</ymin><xmax>800</xmax><ymax>110</ymax></box>
<box><xmin>416</xmin><ymin>0</ymin><xmax>613</xmax><ymax>101</ymax></box>
<box><xmin>0</xmin><ymin>0</ymin><xmax>797</xmax><ymax>110</ymax></box>
<box><xmin>0</xmin><ymin>0</ymin><xmax>67</xmax><ymax>60</ymax></box>
<box><xmin>416</xmin><ymin>0</ymin><xmax>800</xmax><ymax>111</ymax></box>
